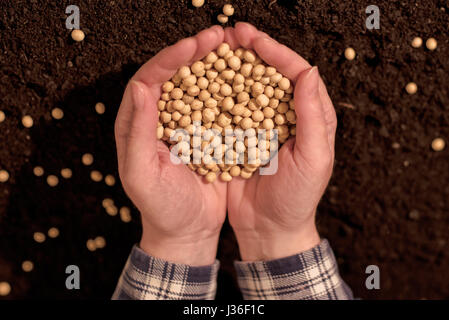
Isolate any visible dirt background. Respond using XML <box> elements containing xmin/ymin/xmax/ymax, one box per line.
<box><xmin>0</xmin><ymin>0</ymin><xmax>448</xmax><ymax>300</ymax></box>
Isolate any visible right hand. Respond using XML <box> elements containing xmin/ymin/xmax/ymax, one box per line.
<box><xmin>114</xmin><ymin>26</ymin><xmax>228</xmax><ymax>266</ymax></box>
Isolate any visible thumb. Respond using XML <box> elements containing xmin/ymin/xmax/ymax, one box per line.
<box><xmin>126</xmin><ymin>80</ymin><xmax>159</xmax><ymax>170</ymax></box>
<box><xmin>293</xmin><ymin>67</ymin><xmax>331</xmax><ymax>168</ymax></box>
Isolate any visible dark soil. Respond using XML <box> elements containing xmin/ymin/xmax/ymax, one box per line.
<box><xmin>1</xmin><ymin>0</ymin><xmax>448</xmax><ymax>299</ymax></box>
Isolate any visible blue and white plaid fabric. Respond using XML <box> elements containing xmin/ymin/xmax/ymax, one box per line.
<box><xmin>113</xmin><ymin>239</ymin><xmax>352</xmax><ymax>300</ymax></box>
<box><xmin>234</xmin><ymin>239</ymin><xmax>353</xmax><ymax>300</ymax></box>
<box><xmin>112</xmin><ymin>245</ymin><xmax>220</xmax><ymax>300</ymax></box>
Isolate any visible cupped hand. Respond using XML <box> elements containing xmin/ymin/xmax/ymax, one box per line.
<box><xmin>115</xmin><ymin>26</ymin><xmax>227</xmax><ymax>266</ymax></box>
<box><xmin>224</xmin><ymin>23</ymin><xmax>338</xmax><ymax>261</ymax></box>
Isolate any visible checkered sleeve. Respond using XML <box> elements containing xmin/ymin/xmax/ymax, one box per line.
<box><xmin>112</xmin><ymin>245</ymin><xmax>220</xmax><ymax>300</ymax></box>
<box><xmin>234</xmin><ymin>239</ymin><xmax>353</xmax><ymax>300</ymax></box>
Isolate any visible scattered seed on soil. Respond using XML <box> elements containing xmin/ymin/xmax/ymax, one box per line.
<box><xmin>33</xmin><ymin>166</ymin><xmax>44</xmax><ymax>177</ymax></box>
<box><xmin>33</xmin><ymin>232</ymin><xmax>46</xmax><ymax>243</ymax></box>
<box><xmin>120</xmin><ymin>206</ymin><xmax>132</xmax><ymax>223</ymax></box>
<box><xmin>81</xmin><ymin>153</ymin><xmax>94</xmax><ymax>166</ymax></box>
<box><xmin>344</xmin><ymin>47</ymin><xmax>356</xmax><ymax>60</ymax></box>
<box><xmin>105</xmin><ymin>174</ymin><xmax>116</xmax><ymax>186</ymax></box>
<box><xmin>106</xmin><ymin>206</ymin><xmax>118</xmax><ymax>216</ymax></box>
<box><xmin>94</xmin><ymin>236</ymin><xmax>106</xmax><ymax>249</ymax></box>
<box><xmin>22</xmin><ymin>115</ymin><xmax>33</xmax><ymax>128</ymax></box>
<box><xmin>0</xmin><ymin>282</ymin><xmax>11</xmax><ymax>296</ymax></box>
<box><xmin>90</xmin><ymin>170</ymin><xmax>103</xmax><ymax>182</ymax></box>
<box><xmin>0</xmin><ymin>111</ymin><xmax>5</xmax><ymax>123</ymax></box>
<box><xmin>71</xmin><ymin>29</ymin><xmax>85</xmax><ymax>42</ymax></box>
<box><xmin>0</xmin><ymin>170</ymin><xmax>10</xmax><ymax>183</ymax></box>
<box><xmin>223</xmin><ymin>4</ymin><xmax>234</xmax><ymax>16</ymax></box>
<box><xmin>47</xmin><ymin>175</ymin><xmax>59</xmax><ymax>187</ymax></box>
<box><xmin>192</xmin><ymin>0</ymin><xmax>205</xmax><ymax>8</ymax></box>
<box><xmin>60</xmin><ymin>168</ymin><xmax>72</xmax><ymax>179</ymax></box>
<box><xmin>405</xmin><ymin>82</ymin><xmax>417</xmax><ymax>94</ymax></box>
<box><xmin>431</xmin><ymin>138</ymin><xmax>445</xmax><ymax>151</ymax></box>
<box><xmin>22</xmin><ymin>261</ymin><xmax>34</xmax><ymax>272</ymax></box>
<box><xmin>217</xmin><ymin>14</ymin><xmax>228</xmax><ymax>24</ymax></box>
<box><xmin>86</xmin><ymin>239</ymin><xmax>96</xmax><ymax>251</ymax></box>
<box><xmin>95</xmin><ymin>102</ymin><xmax>106</xmax><ymax>114</ymax></box>
<box><xmin>426</xmin><ymin>38</ymin><xmax>437</xmax><ymax>50</ymax></box>
<box><xmin>51</xmin><ymin>108</ymin><xmax>64</xmax><ymax>120</ymax></box>
<box><xmin>411</xmin><ymin>37</ymin><xmax>423</xmax><ymax>48</ymax></box>
<box><xmin>48</xmin><ymin>227</ymin><xmax>60</xmax><ymax>238</ymax></box>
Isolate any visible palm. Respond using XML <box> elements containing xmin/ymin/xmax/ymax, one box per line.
<box><xmin>228</xmin><ymin>140</ymin><xmax>330</xmax><ymax>232</ymax></box>
<box><xmin>223</xmin><ymin>23</ymin><xmax>337</xmax><ymax>240</ymax></box>
<box><xmin>115</xmin><ymin>26</ymin><xmax>228</xmax><ymax>239</ymax></box>
<box><xmin>137</xmin><ymin>140</ymin><xmax>227</xmax><ymax>236</ymax></box>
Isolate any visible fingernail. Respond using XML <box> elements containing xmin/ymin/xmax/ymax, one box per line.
<box><xmin>261</xmin><ymin>36</ymin><xmax>276</xmax><ymax>44</ymax></box>
<box><xmin>130</xmin><ymin>80</ymin><xmax>145</xmax><ymax>110</ymax></box>
<box><xmin>305</xmin><ymin>66</ymin><xmax>319</xmax><ymax>95</ymax></box>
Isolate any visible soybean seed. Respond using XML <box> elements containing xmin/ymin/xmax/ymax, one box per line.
<box><xmin>431</xmin><ymin>138</ymin><xmax>445</xmax><ymax>151</ymax></box>
<box><xmin>223</xmin><ymin>4</ymin><xmax>234</xmax><ymax>16</ymax></box>
<box><xmin>71</xmin><ymin>29</ymin><xmax>85</xmax><ymax>42</ymax></box>
<box><xmin>344</xmin><ymin>47</ymin><xmax>356</xmax><ymax>60</ymax></box>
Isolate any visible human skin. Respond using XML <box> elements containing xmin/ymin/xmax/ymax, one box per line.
<box><xmin>114</xmin><ymin>26</ymin><xmax>227</xmax><ymax>266</ymax></box>
<box><xmin>224</xmin><ymin>23</ymin><xmax>337</xmax><ymax>261</ymax></box>
<box><xmin>114</xmin><ymin>23</ymin><xmax>337</xmax><ymax>265</ymax></box>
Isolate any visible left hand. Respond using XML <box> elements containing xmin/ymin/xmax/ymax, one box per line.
<box><xmin>224</xmin><ymin>23</ymin><xmax>338</xmax><ymax>261</ymax></box>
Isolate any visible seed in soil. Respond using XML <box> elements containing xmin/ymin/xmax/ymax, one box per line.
<box><xmin>120</xmin><ymin>207</ymin><xmax>132</xmax><ymax>223</ymax></box>
<box><xmin>51</xmin><ymin>108</ymin><xmax>64</xmax><ymax>120</ymax></box>
<box><xmin>22</xmin><ymin>261</ymin><xmax>34</xmax><ymax>272</ymax></box>
<box><xmin>0</xmin><ymin>282</ymin><xmax>11</xmax><ymax>296</ymax></box>
<box><xmin>71</xmin><ymin>29</ymin><xmax>85</xmax><ymax>42</ymax></box>
<box><xmin>431</xmin><ymin>138</ymin><xmax>445</xmax><ymax>151</ymax></box>
<box><xmin>411</xmin><ymin>37</ymin><xmax>423</xmax><ymax>48</ymax></box>
<box><xmin>344</xmin><ymin>47</ymin><xmax>356</xmax><ymax>60</ymax></box>
<box><xmin>47</xmin><ymin>175</ymin><xmax>59</xmax><ymax>187</ymax></box>
<box><xmin>60</xmin><ymin>168</ymin><xmax>72</xmax><ymax>179</ymax></box>
<box><xmin>94</xmin><ymin>236</ymin><xmax>106</xmax><ymax>249</ymax></box>
<box><xmin>33</xmin><ymin>232</ymin><xmax>46</xmax><ymax>243</ymax></box>
<box><xmin>223</xmin><ymin>4</ymin><xmax>235</xmax><ymax>16</ymax></box>
<box><xmin>105</xmin><ymin>174</ymin><xmax>116</xmax><ymax>186</ymax></box>
<box><xmin>90</xmin><ymin>170</ymin><xmax>103</xmax><ymax>182</ymax></box>
<box><xmin>48</xmin><ymin>227</ymin><xmax>60</xmax><ymax>238</ymax></box>
<box><xmin>95</xmin><ymin>102</ymin><xmax>106</xmax><ymax>114</ymax></box>
<box><xmin>0</xmin><ymin>170</ymin><xmax>9</xmax><ymax>183</ymax></box>
<box><xmin>426</xmin><ymin>38</ymin><xmax>437</xmax><ymax>50</ymax></box>
<box><xmin>86</xmin><ymin>239</ymin><xmax>96</xmax><ymax>251</ymax></box>
<box><xmin>192</xmin><ymin>0</ymin><xmax>205</xmax><ymax>8</ymax></box>
<box><xmin>217</xmin><ymin>14</ymin><xmax>228</xmax><ymax>24</ymax></box>
<box><xmin>405</xmin><ymin>82</ymin><xmax>417</xmax><ymax>94</ymax></box>
<box><xmin>0</xmin><ymin>110</ymin><xmax>5</xmax><ymax>123</ymax></box>
<box><xmin>81</xmin><ymin>153</ymin><xmax>94</xmax><ymax>166</ymax></box>
<box><xmin>33</xmin><ymin>166</ymin><xmax>44</xmax><ymax>177</ymax></box>
<box><xmin>22</xmin><ymin>115</ymin><xmax>34</xmax><ymax>128</ymax></box>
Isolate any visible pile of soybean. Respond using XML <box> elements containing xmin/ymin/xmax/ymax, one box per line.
<box><xmin>157</xmin><ymin>43</ymin><xmax>296</xmax><ymax>183</ymax></box>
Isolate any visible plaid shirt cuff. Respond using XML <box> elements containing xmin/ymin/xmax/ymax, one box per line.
<box><xmin>112</xmin><ymin>245</ymin><xmax>220</xmax><ymax>300</ymax></box>
<box><xmin>234</xmin><ymin>239</ymin><xmax>353</xmax><ymax>300</ymax></box>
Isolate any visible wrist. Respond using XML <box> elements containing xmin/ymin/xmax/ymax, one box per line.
<box><xmin>234</xmin><ymin>221</ymin><xmax>321</xmax><ymax>262</ymax></box>
<box><xmin>140</xmin><ymin>230</ymin><xmax>220</xmax><ymax>266</ymax></box>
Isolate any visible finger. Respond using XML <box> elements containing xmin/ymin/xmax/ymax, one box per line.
<box><xmin>133</xmin><ymin>25</ymin><xmax>224</xmax><ymax>86</ymax></box>
<box><xmin>253</xmin><ymin>37</ymin><xmax>311</xmax><ymax>82</ymax></box>
<box><xmin>293</xmin><ymin>67</ymin><xmax>330</xmax><ymax>167</ymax></box>
<box><xmin>114</xmin><ymin>84</ymin><xmax>134</xmax><ymax>174</ymax></box>
<box><xmin>318</xmin><ymin>80</ymin><xmax>337</xmax><ymax>155</ymax></box>
<box><xmin>126</xmin><ymin>80</ymin><xmax>159</xmax><ymax>171</ymax></box>
<box><xmin>234</xmin><ymin>22</ymin><xmax>260</xmax><ymax>48</ymax></box>
<box><xmin>234</xmin><ymin>22</ymin><xmax>337</xmax><ymax>155</ymax></box>
<box><xmin>224</xmin><ymin>27</ymin><xmax>239</xmax><ymax>50</ymax></box>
